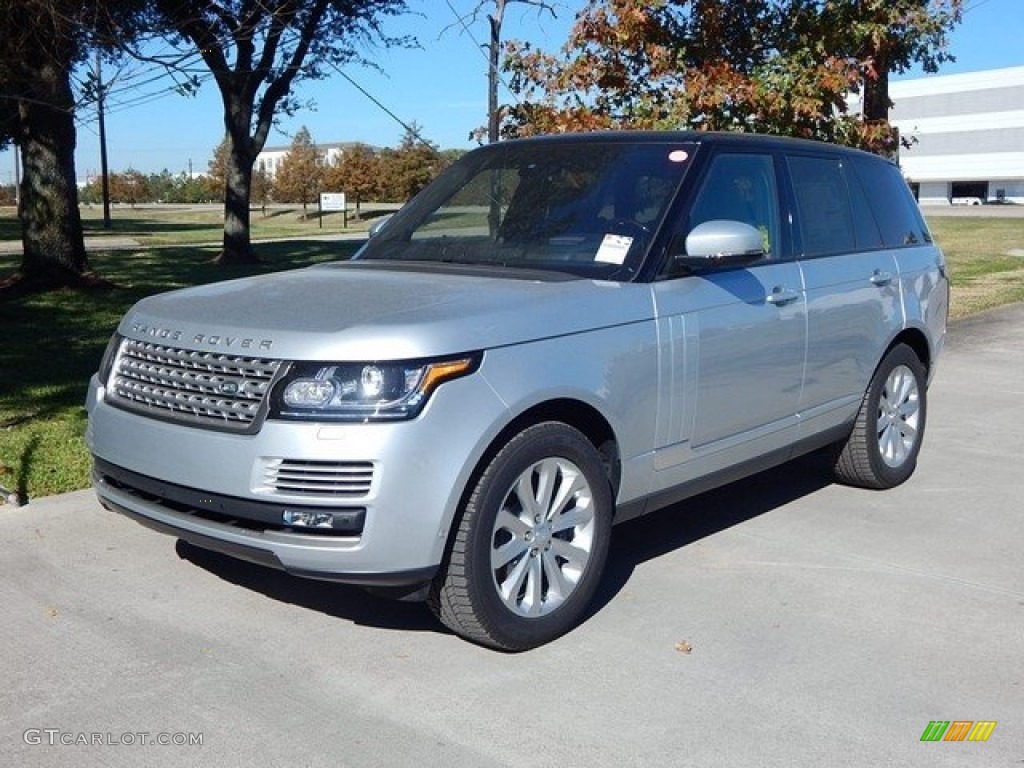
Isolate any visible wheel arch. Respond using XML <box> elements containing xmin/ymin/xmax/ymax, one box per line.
<box><xmin>476</xmin><ymin>398</ymin><xmax>621</xmax><ymax>499</ymax></box>
<box><xmin>886</xmin><ymin>327</ymin><xmax>932</xmax><ymax>375</ymax></box>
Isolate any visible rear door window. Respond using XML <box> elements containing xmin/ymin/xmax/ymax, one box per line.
<box><xmin>786</xmin><ymin>155</ymin><xmax>856</xmax><ymax>257</ymax></box>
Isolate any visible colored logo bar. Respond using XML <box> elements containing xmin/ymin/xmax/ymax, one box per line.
<box><xmin>921</xmin><ymin>721</ymin><xmax>997</xmax><ymax>742</ymax></box>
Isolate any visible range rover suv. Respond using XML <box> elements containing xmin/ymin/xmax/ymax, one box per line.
<box><xmin>87</xmin><ymin>132</ymin><xmax>948</xmax><ymax>650</ymax></box>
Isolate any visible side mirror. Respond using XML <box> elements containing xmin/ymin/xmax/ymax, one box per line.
<box><xmin>367</xmin><ymin>214</ymin><xmax>392</xmax><ymax>238</ymax></box>
<box><xmin>676</xmin><ymin>220</ymin><xmax>766</xmax><ymax>268</ymax></box>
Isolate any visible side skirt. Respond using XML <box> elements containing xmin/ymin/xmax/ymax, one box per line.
<box><xmin>614</xmin><ymin>423</ymin><xmax>852</xmax><ymax>524</ymax></box>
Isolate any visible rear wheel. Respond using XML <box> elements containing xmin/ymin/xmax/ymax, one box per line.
<box><xmin>833</xmin><ymin>344</ymin><xmax>927</xmax><ymax>489</ymax></box>
<box><xmin>430</xmin><ymin>422</ymin><xmax>612</xmax><ymax>651</ymax></box>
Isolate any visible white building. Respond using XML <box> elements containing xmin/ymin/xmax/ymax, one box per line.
<box><xmin>255</xmin><ymin>141</ymin><xmax>376</xmax><ymax>178</ymax></box>
<box><xmin>888</xmin><ymin>66</ymin><xmax>1024</xmax><ymax>205</ymax></box>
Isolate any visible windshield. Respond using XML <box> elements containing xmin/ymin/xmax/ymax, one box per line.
<box><xmin>357</xmin><ymin>140</ymin><xmax>696</xmax><ymax>280</ymax></box>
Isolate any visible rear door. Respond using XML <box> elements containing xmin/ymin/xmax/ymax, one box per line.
<box><xmin>783</xmin><ymin>153</ymin><xmax>902</xmax><ymax>438</ymax></box>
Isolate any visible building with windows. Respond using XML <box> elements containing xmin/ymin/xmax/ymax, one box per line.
<box><xmin>887</xmin><ymin>66</ymin><xmax>1024</xmax><ymax>205</ymax></box>
<box><xmin>255</xmin><ymin>141</ymin><xmax>377</xmax><ymax>178</ymax></box>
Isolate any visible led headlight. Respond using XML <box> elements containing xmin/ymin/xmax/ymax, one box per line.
<box><xmin>273</xmin><ymin>353</ymin><xmax>481</xmax><ymax>422</ymax></box>
<box><xmin>283</xmin><ymin>378</ymin><xmax>337</xmax><ymax>408</ymax></box>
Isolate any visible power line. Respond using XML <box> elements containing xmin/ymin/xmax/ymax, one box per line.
<box><xmin>960</xmin><ymin>0</ymin><xmax>995</xmax><ymax>14</ymax></box>
<box><xmin>326</xmin><ymin>60</ymin><xmax>431</xmax><ymax>146</ymax></box>
<box><xmin>441</xmin><ymin>0</ymin><xmax>527</xmax><ymax>109</ymax></box>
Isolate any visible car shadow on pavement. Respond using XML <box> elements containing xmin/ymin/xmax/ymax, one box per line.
<box><xmin>175</xmin><ymin>449</ymin><xmax>837</xmax><ymax>641</ymax></box>
<box><xmin>174</xmin><ymin>540</ymin><xmax>442</xmax><ymax>634</ymax></box>
<box><xmin>588</xmin><ymin>449</ymin><xmax>837</xmax><ymax>618</ymax></box>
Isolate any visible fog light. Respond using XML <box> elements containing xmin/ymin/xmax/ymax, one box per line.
<box><xmin>282</xmin><ymin>510</ymin><xmax>334</xmax><ymax>528</ymax></box>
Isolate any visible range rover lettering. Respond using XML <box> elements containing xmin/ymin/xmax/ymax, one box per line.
<box><xmin>87</xmin><ymin>132</ymin><xmax>948</xmax><ymax>650</ymax></box>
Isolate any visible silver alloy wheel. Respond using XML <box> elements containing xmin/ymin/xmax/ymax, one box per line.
<box><xmin>490</xmin><ymin>457</ymin><xmax>596</xmax><ymax>617</ymax></box>
<box><xmin>876</xmin><ymin>363</ymin><xmax>921</xmax><ymax>467</ymax></box>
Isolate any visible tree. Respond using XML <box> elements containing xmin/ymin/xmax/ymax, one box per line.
<box><xmin>205</xmin><ymin>134</ymin><xmax>230</xmax><ymax>198</ymax></box>
<box><xmin>271</xmin><ymin>126</ymin><xmax>323</xmax><ymax>214</ymax></box>
<box><xmin>502</xmin><ymin>1</ymin><xmax>772</xmax><ymax>135</ymax></box>
<box><xmin>502</xmin><ymin>0</ymin><xmax>962</xmax><ymax>154</ymax></box>
<box><xmin>810</xmin><ymin>1</ymin><xmax>963</xmax><ymax>124</ymax></box>
<box><xmin>78</xmin><ymin>168</ymin><xmax>212</xmax><ymax>205</ymax></box>
<box><xmin>377</xmin><ymin>125</ymin><xmax>447</xmax><ymax>202</ymax></box>
<box><xmin>0</xmin><ymin>2</ymin><xmax>144</xmax><ymax>291</ymax></box>
<box><xmin>147</xmin><ymin>0</ymin><xmax>409</xmax><ymax>264</ymax></box>
<box><xmin>321</xmin><ymin>143</ymin><xmax>379</xmax><ymax>218</ymax></box>
<box><xmin>107</xmin><ymin>169</ymin><xmax>150</xmax><ymax>206</ymax></box>
<box><xmin>145</xmin><ymin>169</ymin><xmax>178</xmax><ymax>203</ymax></box>
<box><xmin>251</xmin><ymin>165</ymin><xmax>271</xmax><ymax>214</ymax></box>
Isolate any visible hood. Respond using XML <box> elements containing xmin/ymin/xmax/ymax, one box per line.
<box><xmin>119</xmin><ymin>262</ymin><xmax>654</xmax><ymax>360</ymax></box>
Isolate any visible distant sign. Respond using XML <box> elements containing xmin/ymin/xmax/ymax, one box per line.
<box><xmin>319</xmin><ymin>192</ymin><xmax>346</xmax><ymax>211</ymax></box>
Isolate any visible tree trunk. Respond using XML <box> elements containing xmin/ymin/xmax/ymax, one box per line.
<box><xmin>217</xmin><ymin>131</ymin><xmax>257</xmax><ymax>265</ymax></box>
<box><xmin>13</xmin><ymin>60</ymin><xmax>91</xmax><ymax>290</ymax></box>
<box><xmin>863</xmin><ymin>63</ymin><xmax>890</xmax><ymax>124</ymax></box>
<box><xmin>862</xmin><ymin>44</ymin><xmax>898</xmax><ymax>158</ymax></box>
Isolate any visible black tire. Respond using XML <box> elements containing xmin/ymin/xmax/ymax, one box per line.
<box><xmin>833</xmin><ymin>344</ymin><xmax>928</xmax><ymax>489</ymax></box>
<box><xmin>429</xmin><ymin>422</ymin><xmax>613</xmax><ymax>651</ymax></box>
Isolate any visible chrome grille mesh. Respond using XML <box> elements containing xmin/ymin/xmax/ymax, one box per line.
<box><xmin>264</xmin><ymin>459</ymin><xmax>375</xmax><ymax>497</ymax></box>
<box><xmin>108</xmin><ymin>338</ymin><xmax>282</xmax><ymax>431</ymax></box>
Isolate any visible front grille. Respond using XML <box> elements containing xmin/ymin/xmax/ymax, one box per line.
<box><xmin>107</xmin><ymin>338</ymin><xmax>282</xmax><ymax>432</ymax></box>
<box><xmin>264</xmin><ymin>459</ymin><xmax>375</xmax><ymax>497</ymax></box>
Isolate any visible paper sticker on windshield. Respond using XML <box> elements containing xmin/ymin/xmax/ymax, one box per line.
<box><xmin>668</xmin><ymin>149</ymin><xmax>689</xmax><ymax>163</ymax></box>
<box><xmin>595</xmin><ymin>234</ymin><xmax>633</xmax><ymax>265</ymax></box>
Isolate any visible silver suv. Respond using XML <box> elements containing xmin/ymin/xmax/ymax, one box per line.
<box><xmin>87</xmin><ymin>132</ymin><xmax>948</xmax><ymax>650</ymax></box>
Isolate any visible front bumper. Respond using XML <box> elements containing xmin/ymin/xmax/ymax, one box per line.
<box><xmin>86</xmin><ymin>371</ymin><xmax>506</xmax><ymax>585</ymax></box>
<box><xmin>93</xmin><ymin>462</ymin><xmax>434</xmax><ymax>586</ymax></box>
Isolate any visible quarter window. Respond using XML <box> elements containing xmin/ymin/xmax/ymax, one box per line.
<box><xmin>851</xmin><ymin>157</ymin><xmax>932</xmax><ymax>247</ymax></box>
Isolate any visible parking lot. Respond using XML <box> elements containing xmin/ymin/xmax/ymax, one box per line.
<box><xmin>2</xmin><ymin>304</ymin><xmax>1022</xmax><ymax>767</ymax></box>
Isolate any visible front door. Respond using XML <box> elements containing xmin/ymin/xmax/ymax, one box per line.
<box><xmin>650</xmin><ymin>151</ymin><xmax>806</xmax><ymax>489</ymax></box>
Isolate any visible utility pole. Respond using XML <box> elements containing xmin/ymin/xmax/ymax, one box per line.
<box><xmin>485</xmin><ymin>0</ymin><xmax>556</xmax><ymax>143</ymax></box>
<box><xmin>96</xmin><ymin>51</ymin><xmax>112</xmax><ymax>228</ymax></box>
<box><xmin>487</xmin><ymin>1</ymin><xmax>506</xmax><ymax>144</ymax></box>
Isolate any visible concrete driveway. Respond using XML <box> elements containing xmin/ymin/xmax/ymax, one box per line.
<box><xmin>2</xmin><ymin>305</ymin><xmax>1022</xmax><ymax>767</ymax></box>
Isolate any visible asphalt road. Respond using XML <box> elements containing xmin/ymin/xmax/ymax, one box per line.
<box><xmin>2</xmin><ymin>305</ymin><xmax>1022</xmax><ymax>768</ymax></box>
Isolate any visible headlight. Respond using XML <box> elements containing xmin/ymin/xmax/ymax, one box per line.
<box><xmin>271</xmin><ymin>353</ymin><xmax>481</xmax><ymax>422</ymax></box>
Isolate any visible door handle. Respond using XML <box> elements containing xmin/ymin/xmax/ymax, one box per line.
<box><xmin>870</xmin><ymin>270</ymin><xmax>893</xmax><ymax>286</ymax></box>
<box><xmin>766</xmin><ymin>287</ymin><xmax>800</xmax><ymax>306</ymax></box>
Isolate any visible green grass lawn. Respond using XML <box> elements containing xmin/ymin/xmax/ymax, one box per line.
<box><xmin>0</xmin><ymin>210</ymin><xmax>1022</xmax><ymax>501</ymax></box>
<box><xmin>0</xmin><ymin>203</ymin><xmax>392</xmax><ymax>246</ymax></box>
<box><xmin>0</xmin><ymin>237</ymin><xmax>361</xmax><ymax>501</ymax></box>
<box><xmin>927</xmin><ymin>217</ymin><xmax>1024</xmax><ymax>319</ymax></box>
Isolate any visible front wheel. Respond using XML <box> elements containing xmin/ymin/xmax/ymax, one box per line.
<box><xmin>833</xmin><ymin>344</ymin><xmax>928</xmax><ymax>489</ymax></box>
<box><xmin>429</xmin><ymin>422</ymin><xmax>613</xmax><ymax>651</ymax></box>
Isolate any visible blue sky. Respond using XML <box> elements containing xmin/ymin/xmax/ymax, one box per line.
<box><xmin>1</xmin><ymin>0</ymin><xmax>1022</xmax><ymax>183</ymax></box>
